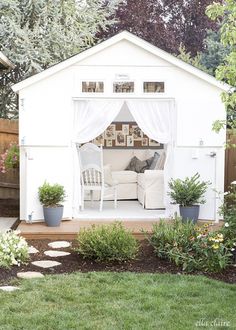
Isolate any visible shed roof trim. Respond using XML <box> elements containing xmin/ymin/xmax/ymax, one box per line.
<box><xmin>12</xmin><ymin>31</ymin><xmax>229</xmax><ymax>92</ymax></box>
<box><xmin>0</xmin><ymin>52</ymin><xmax>14</xmax><ymax>70</ymax></box>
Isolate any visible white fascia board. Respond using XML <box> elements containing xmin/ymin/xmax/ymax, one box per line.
<box><xmin>0</xmin><ymin>51</ymin><xmax>15</xmax><ymax>69</ymax></box>
<box><xmin>12</xmin><ymin>31</ymin><xmax>230</xmax><ymax>93</ymax></box>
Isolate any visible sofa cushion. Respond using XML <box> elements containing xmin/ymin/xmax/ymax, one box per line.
<box><xmin>149</xmin><ymin>152</ymin><xmax>160</xmax><ymax>170</ymax></box>
<box><xmin>112</xmin><ymin>170</ymin><xmax>137</xmax><ymax>184</ymax></box>
<box><xmin>125</xmin><ymin>156</ymin><xmax>154</xmax><ymax>173</ymax></box>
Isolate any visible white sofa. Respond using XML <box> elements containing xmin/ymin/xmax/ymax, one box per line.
<box><xmin>104</xmin><ymin>149</ymin><xmax>165</xmax><ymax>209</ymax></box>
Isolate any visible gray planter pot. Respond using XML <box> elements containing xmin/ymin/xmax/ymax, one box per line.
<box><xmin>179</xmin><ymin>205</ymin><xmax>200</xmax><ymax>224</ymax></box>
<box><xmin>43</xmin><ymin>206</ymin><xmax>63</xmax><ymax>227</ymax></box>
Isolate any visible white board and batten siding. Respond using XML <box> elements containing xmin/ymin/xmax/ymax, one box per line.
<box><xmin>13</xmin><ymin>32</ymin><xmax>226</xmax><ymax>221</ymax></box>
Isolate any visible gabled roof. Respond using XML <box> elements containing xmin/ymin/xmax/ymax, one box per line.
<box><xmin>0</xmin><ymin>52</ymin><xmax>14</xmax><ymax>71</ymax></box>
<box><xmin>12</xmin><ymin>31</ymin><xmax>229</xmax><ymax>92</ymax></box>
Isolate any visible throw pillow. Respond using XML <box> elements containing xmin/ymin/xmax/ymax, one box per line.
<box><xmin>103</xmin><ymin>164</ymin><xmax>114</xmax><ymax>186</ymax></box>
<box><xmin>125</xmin><ymin>156</ymin><xmax>154</xmax><ymax>173</ymax></box>
<box><xmin>156</xmin><ymin>152</ymin><xmax>166</xmax><ymax>170</ymax></box>
<box><xmin>149</xmin><ymin>152</ymin><xmax>160</xmax><ymax>170</ymax></box>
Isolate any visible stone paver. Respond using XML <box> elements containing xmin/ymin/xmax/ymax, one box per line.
<box><xmin>48</xmin><ymin>241</ymin><xmax>71</xmax><ymax>249</ymax></box>
<box><xmin>28</xmin><ymin>246</ymin><xmax>39</xmax><ymax>254</ymax></box>
<box><xmin>17</xmin><ymin>271</ymin><xmax>44</xmax><ymax>279</ymax></box>
<box><xmin>0</xmin><ymin>217</ymin><xmax>17</xmax><ymax>233</ymax></box>
<box><xmin>32</xmin><ymin>260</ymin><xmax>61</xmax><ymax>268</ymax></box>
<box><xmin>44</xmin><ymin>250</ymin><xmax>71</xmax><ymax>257</ymax></box>
<box><xmin>0</xmin><ymin>286</ymin><xmax>19</xmax><ymax>292</ymax></box>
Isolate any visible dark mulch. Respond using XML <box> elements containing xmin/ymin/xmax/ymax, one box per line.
<box><xmin>0</xmin><ymin>239</ymin><xmax>236</xmax><ymax>285</ymax></box>
<box><xmin>0</xmin><ymin>199</ymin><xmax>19</xmax><ymax>217</ymax></box>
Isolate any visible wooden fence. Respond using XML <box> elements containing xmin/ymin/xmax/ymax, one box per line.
<box><xmin>225</xmin><ymin>132</ymin><xmax>236</xmax><ymax>191</ymax></box>
<box><xmin>0</xmin><ymin>119</ymin><xmax>19</xmax><ymax>199</ymax></box>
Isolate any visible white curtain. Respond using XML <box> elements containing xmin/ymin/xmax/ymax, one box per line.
<box><xmin>73</xmin><ymin>100</ymin><xmax>124</xmax><ymax>143</ymax></box>
<box><xmin>72</xmin><ymin>100</ymin><xmax>124</xmax><ymax>217</ymax></box>
<box><xmin>72</xmin><ymin>99</ymin><xmax>176</xmax><ymax>218</ymax></box>
<box><xmin>125</xmin><ymin>100</ymin><xmax>173</xmax><ymax>144</ymax></box>
<box><xmin>126</xmin><ymin>100</ymin><xmax>176</xmax><ymax>217</ymax></box>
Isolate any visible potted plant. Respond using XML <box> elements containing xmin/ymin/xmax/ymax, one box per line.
<box><xmin>38</xmin><ymin>182</ymin><xmax>66</xmax><ymax>227</ymax></box>
<box><xmin>168</xmin><ymin>173</ymin><xmax>210</xmax><ymax>223</ymax></box>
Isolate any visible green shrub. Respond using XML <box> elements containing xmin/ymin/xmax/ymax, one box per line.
<box><xmin>149</xmin><ymin>219</ymin><xmax>232</xmax><ymax>272</ymax></box>
<box><xmin>0</xmin><ymin>230</ymin><xmax>29</xmax><ymax>268</ymax></box>
<box><xmin>168</xmin><ymin>173</ymin><xmax>210</xmax><ymax>206</ymax></box>
<box><xmin>38</xmin><ymin>182</ymin><xmax>66</xmax><ymax>207</ymax></box>
<box><xmin>0</xmin><ymin>143</ymin><xmax>19</xmax><ymax>173</ymax></box>
<box><xmin>76</xmin><ymin>222</ymin><xmax>139</xmax><ymax>262</ymax></box>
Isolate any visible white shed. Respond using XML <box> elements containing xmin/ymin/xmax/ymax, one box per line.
<box><xmin>12</xmin><ymin>31</ymin><xmax>227</xmax><ymax>222</ymax></box>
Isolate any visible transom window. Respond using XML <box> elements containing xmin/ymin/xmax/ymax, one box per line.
<box><xmin>82</xmin><ymin>81</ymin><xmax>104</xmax><ymax>93</ymax></box>
<box><xmin>143</xmin><ymin>82</ymin><xmax>165</xmax><ymax>93</ymax></box>
<box><xmin>113</xmin><ymin>82</ymin><xmax>134</xmax><ymax>93</ymax></box>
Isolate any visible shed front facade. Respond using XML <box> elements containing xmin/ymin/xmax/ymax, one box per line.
<box><xmin>13</xmin><ymin>31</ymin><xmax>227</xmax><ymax>222</ymax></box>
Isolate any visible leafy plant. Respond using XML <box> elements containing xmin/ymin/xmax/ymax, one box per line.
<box><xmin>76</xmin><ymin>222</ymin><xmax>139</xmax><ymax>262</ymax></box>
<box><xmin>38</xmin><ymin>182</ymin><xmax>66</xmax><ymax>207</ymax></box>
<box><xmin>149</xmin><ymin>219</ymin><xmax>232</xmax><ymax>272</ymax></box>
<box><xmin>0</xmin><ymin>230</ymin><xmax>29</xmax><ymax>268</ymax></box>
<box><xmin>0</xmin><ymin>143</ymin><xmax>19</xmax><ymax>173</ymax></box>
<box><xmin>168</xmin><ymin>173</ymin><xmax>210</xmax><ymax>206</ymax></box>
<box><xmin>219</xmin><ymin>182</ymin><xmax>236</xmax><ymax>247</ymax></box>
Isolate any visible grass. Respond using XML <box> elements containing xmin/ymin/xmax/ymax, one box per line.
<box><xmin>0</xmin><ymin>272</ymin><xmax>235</xmax><ymax>330</ymax></box>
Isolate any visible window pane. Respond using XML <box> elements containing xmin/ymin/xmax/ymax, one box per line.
<box><xmin>82</xmin><ymin>82</ymin><xmax>104</xmax><ymax>93</ymax></box>
<box><xmin>113</xmin><ymin>82</ymin><xmax>134</xmax><ymax>93</ymax></box>
<box><xmin>143</xmin><ymin>82</ymin><xmax>165</xmax><ymax>93</ymax></box>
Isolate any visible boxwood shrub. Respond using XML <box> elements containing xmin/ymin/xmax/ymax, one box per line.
<box><xmin>76</xmin><ymin>222</ymin><xmax>138</xmax><ymax>262</ymax></box>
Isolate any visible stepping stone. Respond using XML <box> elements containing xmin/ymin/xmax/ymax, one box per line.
<box><xmin>0</xmin><ymin>286</ymin><xmax>19</xmax><ymax>292</ymax></box>
<box><xmin>48</xmin><ymin>241</ymin><xmax>71</xmax><ymax>249</ymax></box>
<box><xmin>44</xmin><ymin>250</ymin><xmax>71</xmax><ymax>257</ymax></box>
<box><xmin>17</xmin><ymin>271</ymin><xmax>44</xmax><ymax>279</ymax></box>
<box><xmin>28</xmin><ymin>246</ymin><xmax>39</xmax><ymax>254</ymax></box>
<box><xmin>32</xmin><ymin>260</ymin><xmax>61</xmax><ymax>268</ymax></box>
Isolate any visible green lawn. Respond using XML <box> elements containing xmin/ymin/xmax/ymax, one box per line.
<box><xmin>0</xmin><ymin>272</ymin><xmax>235</xmax><ymax>330</ymax></box>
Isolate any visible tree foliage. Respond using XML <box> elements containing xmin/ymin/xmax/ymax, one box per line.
<box><xmin>0</xmin><ymin>0</ymin><xmax>119</xmax><ymax>118</ymax></box>
<box><xmin>200</xmin><ymin>30</ymin><xmax>230</xmax><ymax>76</ymax></box>
<box><xmin>206</xmin><ymin>0</ymin><xmax>236</xmax><ymax>134</ymax></box>
<box><xmin>99</xmin><ymin>0</ymin><xmax>220</xmax><ymax>55</ymax></box>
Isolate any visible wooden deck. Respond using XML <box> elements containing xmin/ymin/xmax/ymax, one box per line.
<box><xmin>18</xmin><ymin>219</ymin><xmax>223</xmax><ymax>240</ymax></box>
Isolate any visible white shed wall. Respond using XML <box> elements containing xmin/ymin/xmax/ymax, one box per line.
<box><xmin>18</xmin><ymin>39</ymin><xmax>226</xmax><ymax>221</ymax></box>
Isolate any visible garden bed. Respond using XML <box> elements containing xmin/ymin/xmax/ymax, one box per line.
<box><xmin>0</xmin><ymin>239</ymin><xmax>236</xmax><ymax>285</ymax></box>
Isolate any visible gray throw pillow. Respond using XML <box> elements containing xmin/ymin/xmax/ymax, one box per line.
<box><xmin>125</xmin><ymin>156</ymin><xmax>154</xmax><ymax>173</ymax></box>
<box><xmin>149</xmin><ymin>152</ymin><xmax>160</xmax><ymax>170</ymax></box>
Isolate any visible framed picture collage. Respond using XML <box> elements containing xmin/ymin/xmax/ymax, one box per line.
<box><xmin>92</xmin><ymin>122</ymin><xmax>162</xmax><ymax>149</ymax></box>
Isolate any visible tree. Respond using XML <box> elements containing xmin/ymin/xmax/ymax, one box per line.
<box><xmin>0</xmin><ymin>0</ymin><xmax>119</xmax><ymax>118</ymax></box>
<box><xmin>99</xmin><ymin>0</ymin><xmax>220</xmax><ymax>55</ymax></box>
<box><xmin>206</xmin><ymin>0</ymin><xmax>236</xmax><ymax>134</ymax></box>
<box><xmin>200</xmin><ymin>30</ymin><xmax>230</xmax><ymax>76</ymax></box>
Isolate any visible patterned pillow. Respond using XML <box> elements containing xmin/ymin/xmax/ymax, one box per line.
<box><xmin>149</xmin><ymin>152</ymin><xmax>160</xmax><ymax>170</ymax></box>
<box><xmin>125</xmin><ymin>156</ymin><xmax>154</xmax><ymax>173</ymax></box>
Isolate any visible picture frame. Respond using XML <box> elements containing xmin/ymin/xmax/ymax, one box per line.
<box><xmin>149</xmin><ymin>139</ymin><xmax>160</xmax><ymax>147</ymax></box>
<box><xmin>115</xmin><ymin>131</ymin><xmax>126</xmax><ymax>146</ymax></box>
<box><xmin>122</xmin><ymin>124</ymin><xmax>130</xmax><ymax>135</ymax></box>
<box><xmin>142</xmin><ymin>138</ymin><xmax>148</xmax><ymax>147</ymax></box>
<box><xmin>93</xmin><ymin>133</ymin><xmax>104</xmax><ymax>146</ymax></box>
<box><xmin>106</xmin><ymin>139</ymin><xmax>113</xmax><ymax>147</ymax></box>
<box><xmin>105</xmin><ymin>124</ymin><xmax>116</xmax><ymax>140</ymax></box>
<box><xmin>131</xmin><ymin>125</ymin><xmax>143</xmax><ymax>140</ymax></box>
<box><xmin>127</xmin><ymin>135</ymin><xmax>134</xmax><ymax>147</ymax></box>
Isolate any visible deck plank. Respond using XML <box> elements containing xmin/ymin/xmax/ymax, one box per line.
<box><xmin>18</xmin><ymin>219</ymin><xmax>223</xmax><ymax>240</ymax></box>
